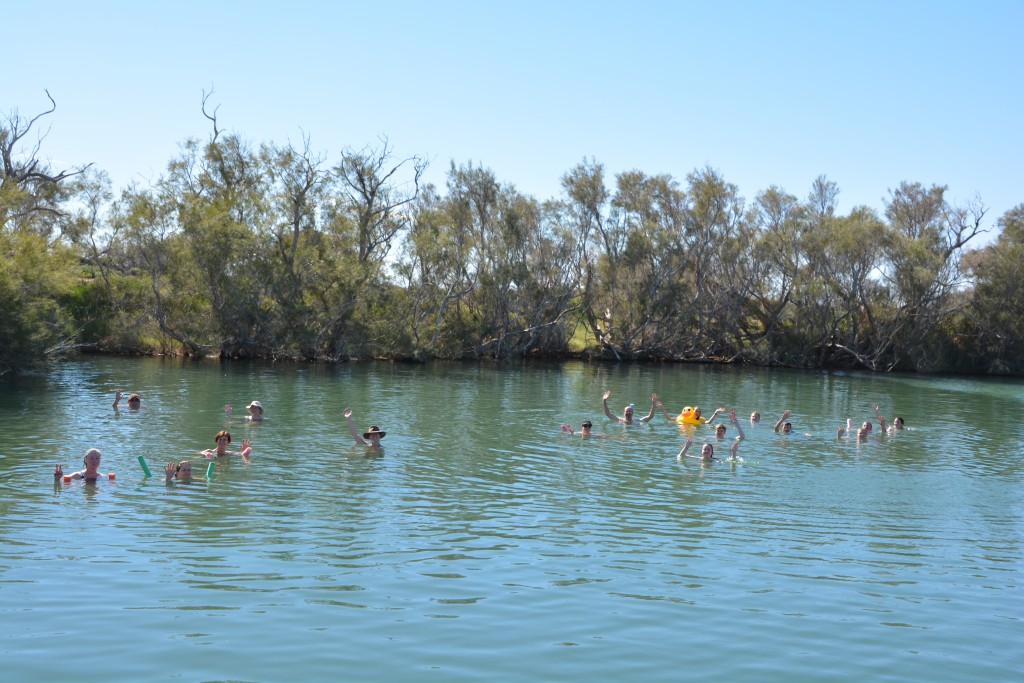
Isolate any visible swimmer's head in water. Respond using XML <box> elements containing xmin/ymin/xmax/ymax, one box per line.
<box><xmin>701</xmin><ymin>444</ymin><xmax>714</xmax><ymax>457</ymax></box>
<box><xmin>363</xmin><ymin>426</ymin><xmax>386</xmax><ymax>440</ymax></box>
<box><xmin>127</xmin><ymin>393</ymin><xmax>141</xmax><ymax>407</ymax></box>
<box><xmin>782</xmin><ymin>422</ymin><xmax>793</xmax><ymax>433</ymax></box>
<box><xmin>715</xmin><ymin>424</ymin><xmax>727</xmax><ymax>435</ymax></box>
<box><xmin>581</xmin><ymin>420</ymin><xmax>592</xmax><ymax>430</ymax></box>
<box><xmin>215</xmin><ymin>430</ymin><xmax>231</xmax><ymax>444</ymax></box>
<box><xmin>750</xmin><ymin>411</ymin><xmax>761</xmax><ymax>422</ymax></box>
<box><xmin>893</xmin><ymin>416</ymin><xmax>905</xmax><ymax>427</ymax></box>
<box><xmin>83</xmin><ymin>448</ymin><xmax>102</xmax><ymax>467</ymax></box>
<box><xmin>176</xmin><ymin>461</ymin><xmax>192</xmax><ymax>477</ymax></box>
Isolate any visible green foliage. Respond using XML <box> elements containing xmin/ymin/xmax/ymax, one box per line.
<box><xmin>2</xmin><ymin>95</ymin><xmax>1021</xmax><ymax>374</ymax></box>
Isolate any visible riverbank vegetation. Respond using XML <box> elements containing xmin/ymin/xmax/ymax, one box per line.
<box><xmin>3</xmin><ymin>93</ymin><xmax>1023</xmax><ymax>375</ymax></box>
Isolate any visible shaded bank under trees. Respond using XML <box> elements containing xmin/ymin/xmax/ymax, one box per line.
<box><xmin>3</xmin><ymin>93</ymin><xmax>1022</xmax><ymax>376</ymax></box>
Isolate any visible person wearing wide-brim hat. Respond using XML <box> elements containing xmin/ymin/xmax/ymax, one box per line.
<box><xmin>245</xmin><ymin>400</ymin><xmax>265</xmax><ymax>421</ymax></box>
<box><xmin>223</xmin><ymin>401</ymin><xmax>266</xmax><ymax>422</ymax></box>
<box><xmin>343</xmin><ymin>407</ymin><xmax>386</xmax><ymax>447</ymax></box>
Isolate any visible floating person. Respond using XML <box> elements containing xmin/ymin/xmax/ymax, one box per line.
<box><xmin>561</xmin><ymin>420</ymin><xmax>594</xmax><ymax>436</ymax></box>
<box><xmin>602</xmin><ymin>391</ymin><xmax>657</xmax><ymax>424</ymax></box>
<box><xmin>224</xmin><ymin>401</ymin><xmax>266</xmax><ymax>422</ymax></box>
<box><xmin>54</xmin><ymin>448</ymin><xmax>114</xmax><ymax>482</ymax></box>
<box><xmin>201</xmin><ymin>430</ymin><xmax>253</xmax><ymax>459</ymax></box>
<box><xmin>165</xmin><ymin>460</ymin><xmax>193</xmax><ymax>481</ymax></box>
<box><xmin>112</xmin><ymin>389</ymin><xmax>141</xmax><ymax>410</ymax></box>
<box><xmin>872</xmin><ymin>405</ymin><xmax>905</xmax><ymax>434</ymax></box>
<box><xmin>676</xmin><ymin>436</ymin><xmax>718</xmax><ymax>463</ymax></box>
<box><xmin>707</xmin><ymin>408</ymin><xmax>747</xmax><ymax>459</ymax></box>
<box><xmin>774</xmin><ymin>409</ymin><xmax>793</xmax><ymax>434</ymax></box>
<box><xmin>344</xmin><ymin>408</ymin><xmax>386</xmax><ymax>448</ymax></box>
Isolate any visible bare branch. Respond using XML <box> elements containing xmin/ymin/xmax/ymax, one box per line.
<box><xmin>201</xmin><ymin>88</ymin><xmax>220</xmax><ymax>143</ymax></box>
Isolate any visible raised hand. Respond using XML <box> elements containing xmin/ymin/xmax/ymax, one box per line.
<box><xmin>602</xmin><ymin>390</ymin><xmax>612</xmax><ymax>401</ymax></box>
<box><xmin>224</xmin><ymin>404</ymin><xmax>233</xmax><ymax>415</ymax></box>
<box><xmin>54</xmin><ymin>464</ymin><xmax>63</xmax><ymax>479</ymax></box>
<box><xmin>343</xmin><ymin>408</ymin><xmax>353</xmax><ymax>419</ymax></box>
<box><xmin>241</xmin><ymin>439</ymin><xmax>252</xmax><ymax>451</ymax></box>
<box><xmin>164</xmin><ymin>462</ymin><xmax>176</xmax><ymax>479</ymax></box>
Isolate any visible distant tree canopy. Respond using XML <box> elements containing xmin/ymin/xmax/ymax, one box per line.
<box><xmin>2</xmin><ymin>93</ymin><xmax>1021</xmax><ymax>375</ymax></box>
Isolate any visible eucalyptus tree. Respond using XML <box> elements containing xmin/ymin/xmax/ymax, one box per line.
<box><xmin>606</xmin><ymin>169</ymin><xmax>688</xmax><ymax>356</ymax></box>
<box><xmin>115</xmin><ymin>183</ymin><xmax>208</xmax><ymax>354</ymax></box>
<box><xmin>964</xmin><ymin>204</ymin><xmax>1024</xmax><ymax>373</ymax></box>
<box><xmin>678</xmin><ymin>166</ymin><xmax>744</xmax><ymax>359</ymax></box>
<box><xmin>744</xmin><ymin>186</ymin><xmax>806</xmax><ymax>364</ymax></box>
<box><xmin>301</xmin><ymin>140</ymin><xmax>426</xmax><ymax>357</ymax></box>
<box><xmin>394</xmin><ymin>184</ymin><xmax>475</xmax><ymax>357</ymax></box>
<box><xmin>257</xmin><ymin>138</ymin><xmax>329</xmax><ymax>357</ymax></box>
<box><xmin>1</xmin><ymin>91</ymin><xmax>93</xmax><ymax>240</ymax></box>
<box><xmin>0</xmin><ymin>92</ymin><xmax>94</xmax><ymax>371</ymax></box>
<box><xmin>59</xmin><ymin>168</ymin><xmax>121</xmax><ymax>343</ymax></box>
<box><xmin>801</xmin><ymin>206</ymin><xmax>886</xmax><ymax>368</ymax></box>
<box><xmin>441</xmin><ymin>162</ymin><xmax>550</xmax><ymax>357</ymax></box>
<box><xmin>557</xmin><ymin>159</ymin><xmax>620</xmax><ymax>356</ymax></box>
<box><xmin>331</xmin><ymin>138</ymin><xmax>426</xmax><ymax>265</ymax></box>
<box><xmin>158</xmin><ymin>95</ymin><xmax>273</xmax><ymax>356</ymax></box>
<box><xmin>880</xmin><ymin>181</ymin><xmax>986</xmax><ymax>370</ymax></box>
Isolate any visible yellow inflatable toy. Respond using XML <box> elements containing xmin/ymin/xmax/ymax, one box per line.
<box><xmin>676</xmin><ymin>406</ymin><xmax>706</xmax><ymax>425</ymax></box>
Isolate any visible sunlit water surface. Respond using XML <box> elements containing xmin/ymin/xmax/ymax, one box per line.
<box><xmin>1</xmin><ymin>357</ymin><xmax>1022</xmax><ymax>682</ymax></box>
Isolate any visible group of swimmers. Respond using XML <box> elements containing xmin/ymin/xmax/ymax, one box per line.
<box><xmin>57</xmin><ymin>390</ymin><xmax>386</xmax><ymax>483</ymax></box>
<box><xmin>56</xmin><ymin>386</ymin><xmax>904</xmax><ymax>480</ymax></box>
<box><xmin>562</xmin><ymin>391</ymin><xmax>906</xmax><ymax>464</ymax></box>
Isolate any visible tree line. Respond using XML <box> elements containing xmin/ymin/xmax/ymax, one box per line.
<box><xmin>3</xmin><ymin>93</ymin><xmax>1023</xmax><ymax>376</ymax></box>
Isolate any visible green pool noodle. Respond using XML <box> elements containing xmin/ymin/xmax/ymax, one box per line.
<box><xmin>137</xmin><ymin>455</ymin><xmax>152</xmax><ymax>477</ymax></box>
<box><xmin>206</xmin><ymin>461</ymin><xmax>215</xmax><ymax>477</ymax></box>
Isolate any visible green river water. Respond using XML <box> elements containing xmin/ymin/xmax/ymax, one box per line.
<box><xmin>1</xmin><ymin>356</ymin><xmax>1021</xmax><ymax>682</ymax></box>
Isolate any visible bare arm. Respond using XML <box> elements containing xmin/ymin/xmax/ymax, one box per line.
<box><xmin>112</xmin><ymin>389</ymin><xmax>122</xmax><ymax>408</ymax></box>
<box><xmin>871</xmin><ymin>405</ymin><xmax>888</xmax><ymax>431</ymax></box>
<box><xmin>730</xmin><ymin>409</ymin><xmax>745</xmax><ymax>441</ymax></box>
<box><xmin>344</xmin><ymin>408</ymin><xmax>369</xmax><ymax>445</ymax></box>
<box><xmin>654</xmin><ymin>400</ymin><xmax>676</xmax><ymax>423</ymax></box>
<box><xmin>774</xmin><ymin>410</ymin><xmax>792</xmax><ymax>432</ymax></box>
<box><xmin>676</xmin><ymin>436</ymin><xmax>693</xmax><ymax>460</ymax></box>
<box><xmin>704</xmin><ymin>408</ymin><xmax>726</xmax><ymax>425</ymax></box>
<box><xmin>602</xmin><ymin>391</ymin><xmax>624</xmax><ymax>423</ymax></box>
<box><xmin>638</xmin><ymin>393</ymin><xmax>658</xmax><ymax>423</ymax></box>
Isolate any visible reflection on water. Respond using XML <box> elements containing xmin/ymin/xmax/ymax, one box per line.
<box><xmin>1</xmin><ymin>357</ymin><xmax>1023</xmax><ymax>682</ymax></box>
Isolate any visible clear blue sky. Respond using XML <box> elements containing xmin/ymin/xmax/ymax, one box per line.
<box><xmin>5</xmin><ymin>1</ymin><xmax>1022</xmax><ymax>236</ymax></box>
